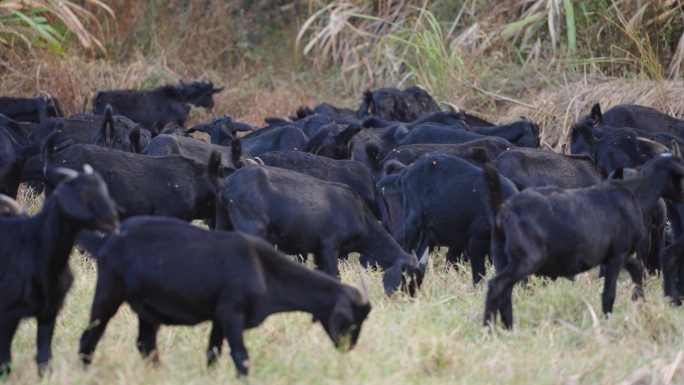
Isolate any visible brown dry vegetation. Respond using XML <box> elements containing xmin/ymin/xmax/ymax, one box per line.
<box><xmin>4</xmin><ymin>0</ymin><xmax>684</xmax><ymax>383</ymax></box>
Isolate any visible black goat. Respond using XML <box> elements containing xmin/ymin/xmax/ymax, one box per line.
<box><xmin>399</xmin><ymin>123</ymin><xmax>514</xmax><ymax>147</ymax></box>
<box><xmin>186</xmin><ymin>116</ymin><xmax>244</xmax><ymax>146</ymax></box>
<box><xmin>493</xmin><ymin>147</ymin><xmax>605</xmax><ymax>190</ymax></box>
<box><xmin>586</xmin><ymin>103</ymin><xmax>684</xmax><ymax>137</ymax></box>
<box><xmin>77</xmin><ymin>216</ymin><xmax>371</xmax><ymax>376</ymax></box>
<box><xmin>93</xmin><ymin>80</ymin><xmax>223</xmax><ymax>131</ymax></box>
<box><xmin>371</xmin><ymin>139</ymin><xmax>510</xmax><ymax>181</ymax></box>
<box><xmin>349</xmin><ymin>125</ymin><xmax>410</xmax><ymax>169</ymax></box>
<box><xmin>32</xmin><ymin>135</ymin><xmax>226</xmax><ymax>222</ymax></box>
<box><xmin>143</xmin><ymin>134</ymin><xmax>243</xmax><ymax>170</ymax></box>
<box><xmin>0</xmin><ymin>165</ymin><xmax>119</xmax><ymax>377</ymax></box>
<box><xmin>0</xmin><ymin>96</ymin><xmax>63</xmax><ymax>123</ymax></box>
<box><xmin>358</xmin><ymin>87</ymin><xmax>440</xmax><ymax>122</ymax></box>
<box><xmin>482</xmin><ymin>145</ymin><xmax>684</xmax><ymax>329</ymax></box>
<box><xmin>305</xmin><ymin>123</ymin><xmax>361</xmax><ymax>159</ymax></box>
<box><xmin>569</xmin><ymin>120</ymin><xmax>673</xmax><ymax>156</ymax></box>
<box><xmin>210</xmin><ymin>163</ymin><xmax>426</xmax><ymax>296</ymax></box>
<box><xmin>472</xmin><ymin>117</ymin><xmax>541</xmax><ymax>148</ymax></box>
<box><xmin>571</xmin><ymin>121</ymin><xmax>660</xmax><ymax>174</ymax></box>
<box><xmin>255</xmin><ymin>150</ymin><xmax>380</xmax><ymax>218</ymax></box>
<box><xmin>394</xmin><ymin>152</ymin><xmax>518</xmax><ymax>283</ymax></box>
<box><xmin>0</xmin><ymin>125</ymin><xmax>39</xmax><ymax>199</ymax></box>
<box><xmin>31</xmin><ymin>109</ymin><xmax>149</xmax><ymax>153</ymax></box>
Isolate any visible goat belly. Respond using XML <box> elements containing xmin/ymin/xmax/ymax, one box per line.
<box><xmin>126</xmin><ymin>297</ymin><xmax>214</xmax><ymax>325</ymax></box>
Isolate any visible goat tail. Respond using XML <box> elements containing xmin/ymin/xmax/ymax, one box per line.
<box><xmin>77</xmin><ymin>230</ymin><xmax>108</xmax><ymax>260</ymax></box>
<box><xmin>207</xmin><ymin>150</ymin><xmax>223</xmax><ymax>191</ymax></box>
<box><xmin>101</xmin><ymin>104</ymin><xmax>115</xmax><ymax>145</ymax></box>
<box><xmin>482</xmin><ymin>161</ymin><xmax>504</xmax><ymax>221</ymax></box>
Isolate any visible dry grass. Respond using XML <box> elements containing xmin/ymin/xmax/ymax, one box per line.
<box><xmin>502</xmin><ymin>78</ymin><xmax>684</xmax><ymax>149</ymax></box>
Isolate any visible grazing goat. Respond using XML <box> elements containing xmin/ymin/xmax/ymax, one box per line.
<box><xmin>77</xmin><ymin>216</ymin><xmax>371</xmax><ymax>376</ymax></box>
<box><xmin>93</xmin><ymin>81</ymin><xmax>223</xmax><ymax>131</ymax></box>
<box><xmin>0</xmin><ymin>165</ymin><xmax>119</xmax><ymax>377</ymax></box>
<box><xmin>210</xmin><ymin>163</ymin><xmax>426</xmax><ymax>296</ymax></box>
<box><xmin>482</xmin><ymin>143</ymin><xmax>684</xmax><ymax>329</ymax></box>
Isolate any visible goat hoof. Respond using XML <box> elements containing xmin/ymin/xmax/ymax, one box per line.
<box><xmin>37</xmin><ymin>362</ymin><xmax>51</xmax><ymax>378</ymax></box>
<box><xmin>0</xmin><ymin>362</ymin><xmax>11</xmax><ymax>377</ymax></box>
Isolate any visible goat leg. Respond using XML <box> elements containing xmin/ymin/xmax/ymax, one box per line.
<box><xmin>0</xmin><ymin>318</ymin><xmax>19</xmax><ymax>377</ymax></box>
<box><xmin>624</xmin><ymin>256</ymin><xmax>645</xmax><ymax>301</ymax></box>
<box><xmin>79</xmin><ymin>278</ymin><xmax>125</xmax><ymax>365</ymax></box>
<box><xmin>660</xmin><ymin>236</ymin><xmax>684</xmax><ymax>305</ymax></box>
<box><xmin>468</xmin><ymin>238</ymin><xmax>489</xmax><ymax>285</ymax></box>
<box><xmin>136</xmin><ymin>318</ymin><xmax>160</xmax><ymax>365</ymax></box>
<box><xmin>206</xmin><ymin>321</ymin><xmax>223</xmax><ymax>366</ymax></box>
<box><xmin>35</xmin><ymin>315</ymin><xmax>57</xmax><ymax>377</ymax></box>
<box><xmin>221</xmin><ymin>311</ymin><xmax>249</xmax><ymax>376</ymax></box>
<box><xmin>602</xmin><ymin>255</ymin><xmax>626</xmax><ymax>316</ymax></box>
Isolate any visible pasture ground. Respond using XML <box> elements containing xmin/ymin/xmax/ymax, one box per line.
<box><xmin>6</xmin><ymin>189</ymin><xmax>684</xmax><ymax>384</ymax></box>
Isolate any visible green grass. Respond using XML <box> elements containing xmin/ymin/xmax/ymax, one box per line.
<box><xmin>6</xmin><ymin>245</ymin><xmax>684</xmax><ymax>384</ymax></box>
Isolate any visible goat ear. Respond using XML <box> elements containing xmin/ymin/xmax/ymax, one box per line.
<box><xmin>591</xmin><ymin>103</ymin><xmax>603</xmax><ymax>124</ymax></box>
<box><xmin>609</xmin><ymin>168</ymin><xmax>625</xmax><ymax>180</ymax></box>
<box><xmin>382</xmin><ymin>263</ymin><xmax>403</xmax><ymax>296</ymax></box>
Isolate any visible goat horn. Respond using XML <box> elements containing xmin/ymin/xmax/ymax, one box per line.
<box><xmin>54</xmin><ymin>167</ymin><xmax>79</xmax><ymax>182</ymax></box>
<box><xmin>83</xmin><ymin>164</ymin><xmax>94</xmax><ymax>175</ymax></box>
<box><xmin>439</xmin><ymin>101</ymin><xmax>460</xmax><ymax>114</ymax></box>
<box><xmin>673</xmin><ymin>141</ymin><xmax>682</xmax><ymax>160</ymax></box>
<box><xmin>542</xmin><ymin>141</ymin><xmax>554</xmax><ymax>151</ymax></box>
<box><xmin>520</xmin><ymin>116</ymin><xmax>532</xmax><ymax>123</ymax></box>
<box><xmin>418</xmin><ymin>248</ymin><xmax>429</xmax><ymax>274</ymax></box>
<box><xmin>0</xmin><ymin>194</ymin><xmax>22</xmax><ymax>216</ymax></box>
<box><xmin>637</xmin><ymin>137</ymin><xmax>670</xmax><ymax>155</ymax></box>
<box><xmin>561</xmin><ymin>144</ymin><xmax>567</xmax><ymax>154</ymax></box>
<box><xmin>411</xmin><ymin>249</ymin><xmax>419</xmax><ymax>264</ymax></box>
<box><xmin>254</xmin><ymin>157</ymin><xmax>265</xmax><ymax>165</ymax></box>
<box><xmin>243</xmin><ymin>159</ymin><xmax>259</xmax><ymax>165</ymax></box>
<box><xmin>357</xmin><ymin>263</ymin><xmax>369</xmax><ymax>303</ymax></box>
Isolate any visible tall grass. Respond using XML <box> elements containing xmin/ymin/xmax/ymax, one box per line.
<box><xmin>0</xmin><ymin>0</ymin><xmax>114</xmax><ymax>57</ymax></box>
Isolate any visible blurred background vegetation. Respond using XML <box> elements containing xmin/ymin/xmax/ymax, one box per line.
<box><xmin>1</xmin><ymin>0</ymin><xmax>683</xmax><ymax>145</ymax></box>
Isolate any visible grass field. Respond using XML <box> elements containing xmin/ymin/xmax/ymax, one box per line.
<box><xmin>6</xmin><ymin>236</ymin><xmax>684</xmax><ymax>384</ymax></box>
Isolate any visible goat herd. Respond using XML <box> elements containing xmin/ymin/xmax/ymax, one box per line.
<box><xmin>2</xmin><ymin>83</ymin><xmax>684</xmax><ymax>377</ymax></box>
